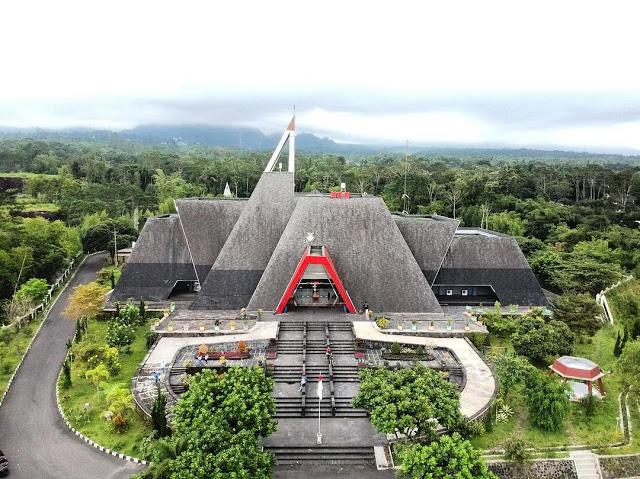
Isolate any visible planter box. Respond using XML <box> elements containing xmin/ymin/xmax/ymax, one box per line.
<box><xmin>381</xmin><ymin>353</ymin><xmax>436</xmax><ymax>361</ymax></box>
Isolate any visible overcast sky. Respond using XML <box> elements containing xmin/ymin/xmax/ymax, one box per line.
<box><xmin>1</xmin><ymin>0</ymin><xmax>640</xmax><ymax>153</ymax></box>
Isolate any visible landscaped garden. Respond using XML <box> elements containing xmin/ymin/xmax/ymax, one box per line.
<box><xmin>468</xmin><ymin>293</ymin><xmax>640</xmax><ymax>456</ymax></box>
<box><xmin>58</xmin><ymin>282</ymin><xmax>155</xmax><ymax>458</ymax></box>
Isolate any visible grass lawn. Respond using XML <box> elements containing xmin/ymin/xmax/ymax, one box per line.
<box><xmin>59</xmin><ymin>319</ymin><xmax>152</xmax><ymax>458</ymax></box>
<box><xmin>0</xmin><ymin>316</ymin><xmax>46</xmax><ymax>397</ymax></box>
<box><xmin>471</xmin><ymin>325</ymin><xmax>634</xmax><ymax>452</ymax></box>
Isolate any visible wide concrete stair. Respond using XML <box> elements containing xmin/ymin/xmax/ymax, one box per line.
<box><xmin>267</xmin><ymin>446</ymin><xmax>376</xmax><ymax>465</ymax></box>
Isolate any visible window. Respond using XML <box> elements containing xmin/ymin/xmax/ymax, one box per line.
<box><xmin>461</xmin><ymin>289</ymin><xmax>468</xmax><ymax>296</ymax></box>
<box><xmin>446</xmin><ymin>289</ymin><xmax>453</xmax><ymax>296</ymax></box>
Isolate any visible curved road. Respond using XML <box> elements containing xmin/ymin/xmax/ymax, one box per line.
<box><xmin>0</xmin><ymin>253</ymin><xmax>142</xmax><ymax>478</ymax></box>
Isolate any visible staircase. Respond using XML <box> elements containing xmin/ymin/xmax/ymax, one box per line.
<box><xmin>272</xmin><ymin>321</ymin><xmax>367</xmax><ymax>418</ymax></box>
<box><xmin>570</xmin><ymin>451</ymin><xmax>602</xmax><ymax>479</ymax></box>
<box><xmin>268</xmin><ymin>446</ymin><xmax>376</xmax><ymax>465</ymax></box>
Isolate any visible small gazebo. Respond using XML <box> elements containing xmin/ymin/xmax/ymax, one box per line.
<box><xmin>550</xmin><ymin>356</ymin><xmax>606</xmax><ymax>401</ymax></box>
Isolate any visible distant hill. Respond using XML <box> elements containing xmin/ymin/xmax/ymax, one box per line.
<box><xmin>0</xmin><ymin>124</ymin><xmax>341</xmax><ymax>151</ymax></box>
<box><xmin>0</xmin><ymin>124</ymin><xmax>639</xmax><ymax>163</ymax></box>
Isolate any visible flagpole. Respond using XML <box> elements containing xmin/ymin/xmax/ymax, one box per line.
<box><xmin>317</xmin><ymin>373</ymin><xmax>323</xmax><ymax>445</ymax></box>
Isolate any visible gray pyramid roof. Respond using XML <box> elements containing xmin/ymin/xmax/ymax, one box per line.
<box><xmin>434</xmin><ymin>231</ymin><xmax>546</xmax><ymax>306</ymax></box>
<box><xmin>190</xmin><ymin>172</ymin><xmax>296</xmax><ymax>310</ymax></box>
<box><xmin>393</xmin><ymin>214</ymin><xmax>459</xmax><ymax>284</ymax></box>
<box><xmin>174</xmin><ymin>198</ymin><xmax>245</xmax><ymax>282</ymax></box>
<box><xmin>247</xmin><ymin>196</ymin><xmax>443</xmax><ymax>313</ymax></box>
<box><xmin>112</xmin><ymin>215</ymin><xmax>196</xmax><ymax>302</ymax></box>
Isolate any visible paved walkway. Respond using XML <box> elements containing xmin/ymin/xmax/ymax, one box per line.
<box><xmin>353</xmin><ymin>322</ymin><xmax>496</xmax><ymax>419</ymax></box>
<box><xmin>133</xmin><ymin>322</ymin><xmax>279</xmax><ymax>415</ymax></box>
<box><xmin>0</xmin><ymin>253</ymin><xmax>142</xmax><ymax>479</ymax></box>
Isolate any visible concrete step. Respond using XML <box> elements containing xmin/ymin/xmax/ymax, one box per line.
<box><xmin>269</xmin><ymin>446</ymin><xmax>375</xmax><ymax>465</ymax></box>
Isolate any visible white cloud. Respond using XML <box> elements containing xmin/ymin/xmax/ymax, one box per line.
<box><xmin>0</xmin><ymin>0</ymin><xmax>639</xmax><ymax>152</ymax></box>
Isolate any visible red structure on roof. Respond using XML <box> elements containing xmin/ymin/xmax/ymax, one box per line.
<box><xmin>276</xmin><ymin>245</ymin><xmax>357</xmax><ymax>314</ymax></box>
<box><xmin>549</xmin><ymin>356</ymin><xmax>606</xmax><ymax>397</ymax></box>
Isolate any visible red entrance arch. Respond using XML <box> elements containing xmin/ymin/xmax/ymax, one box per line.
<box><xmin>275</xmin><ymin>245</ymin><xmax>357</xmax><ymax>314</ymax></box>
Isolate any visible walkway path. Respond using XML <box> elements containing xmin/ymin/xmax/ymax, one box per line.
<box><xmin>352</xmin><ymin>322</ymin><xmax>496</xmax><ymax>419</ymax></box>
<box><xmin>570</xmin><ymin>450</ymin><xmax>602</xmax><ymax>479</ymax></box>
<box><xmin>0</xmin><ymin>253</ymin><xmax>142</xmax><ymax>479</ymax></box>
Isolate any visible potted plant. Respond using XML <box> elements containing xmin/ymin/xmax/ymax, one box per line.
<box><xmin>167</xmin><ymin>321</ymin><xmax>174</xmax><ymax>332</ymax></box>
<box><xmin>429</xmin><ymin>320</ymin><xmax>435</xmax><ymax>331</ymax></box>
<box><xmin>229</xmin><ymin>320</ymin><xmax>236</xmax><ymax>331</ymax></box>
<box><xmin>257</xmin><ymin>308</ymin><xmax>263</xmax><ymax>320</ymax></box>
<box><xmin>214</xmin><ymin>320</ymin><xmax>220</xmax><ymax>332</ymax></box>
<box><xmin>199</xmin><ymin>321</ymin><xmax>205</xmax><ymax>332</ymax></box>
<box><xmin>446</xmin><ymin>318</ymin><xmax>452</xmax><ymax>331</ymax></box>
<box><xmin>411</xmin><ymin>320</ymin><xmax>417</xmax><ymax>331</ymax></box>
<box><xmin>219</xmin><ymin>355</ymin><xmax>227</xmax><ymax>366</ymax></box>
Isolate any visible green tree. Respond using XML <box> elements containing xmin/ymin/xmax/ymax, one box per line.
<box><xmin>553</xmin><ymin>293</ymin><xmax>602</xmax><ymax>336</ymax></box>
<box><xmin>151</xmin><ymin>386</ymin><xmax>170</xmax><ymax>438</ymax></box>
<box><xmin>524</xmin><ymin>370</ymin><xmax>571</xmax><ymax>431</ymax></box>
<box><xmin>398</xmin><ymin>433</ymin><xmax>497</xmax><ymax>479</ymax></box>
<box><xmin>353</xmin><ymin>365</ymin><xmax>462</xmax><ymax>440</ymax></box>
<box><xmin>85</xmin><ymin>363</ymin><xmax>110</xmax><ymax>393</ymax></box>
<box><xmin>511</xmin><ymin>315</ymin><xmax>575</xmax><ymax>364</ymax></box>
<box><xmin>493</xmin><ymin>354</ymin><xmax>534</xmax><ymax>399</ymax></box>
<box><xmin>14</xmin><ymin>277</ymin><xmax>49</xmax><ymax>304</ymax></box>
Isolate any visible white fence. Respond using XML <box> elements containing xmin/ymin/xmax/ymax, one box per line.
<box><xmin>2</xmin><ymin>253</ymin><xmax>82</xmax><ymax>330</ymax></box>
<box><xmin>596</xmin><ymin>275</ymin><xmax>634</xmax><ymax>325</ymax></box>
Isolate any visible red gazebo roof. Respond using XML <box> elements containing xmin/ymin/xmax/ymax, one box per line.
<box><xmin>549</xmin><ymin>356</ymin><xmax>604</xmax><ymax>382</ymax></box>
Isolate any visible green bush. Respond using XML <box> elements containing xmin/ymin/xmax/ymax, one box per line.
<box><xmin>375</xmin><ymin>316</ymin><xmax>390</xmax><ymax>329</ymax></box>
<box><xmin>106</xmin><ymin>321</ymin><xmax>135</xmax><ymax>348</ymax></box>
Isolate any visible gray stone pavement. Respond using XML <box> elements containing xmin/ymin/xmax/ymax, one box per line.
<box><xmin>0</xmin><ymin>253</ymin><xmax>142</xmax><ymax>479</ymax></box>
<box><xmin>264</xmin><ymin>417</ymin><xmax>387</xmax><ymax>448</ymax></box>
<box><xmin>274</xmin><ymin>465</ymin><xmax>394</xmax><ymax>478</ymax></box>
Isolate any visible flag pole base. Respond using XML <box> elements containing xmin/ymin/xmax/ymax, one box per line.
<box><xmin>316</xmin><ymin>432</ymin><xmax>323</xmax><ymax>445</ymax></box>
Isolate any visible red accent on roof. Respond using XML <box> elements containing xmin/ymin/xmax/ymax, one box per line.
<box><xmin>550</xmin><ymin>358</ymin><xmax>604</xmax><ymax>381</ymax></box>
<box><xmin>287</xmin><ymin>115</ymin><xmax>296</xmax><ymax>131</ymax></box>
<box><xmin>275</xmin><ymin>246</ymin><xmax>357</xmax><ymax>314</ymax></box>
<box><xmin>330</xmin><ymin>191</ymin><xmax>350</xmax><ymax>199</ymax></box>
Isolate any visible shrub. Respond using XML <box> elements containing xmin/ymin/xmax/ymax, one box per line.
<box><xmin>390</xmin><ymin>342</ymin><xmax>402</xmax><ymax>355</ymax></box>
<box><xmin>398</xmin><ymin>433</ymin><xmax>497</xmax><ymax>479</ymax></box>
<box><xmin>111</xmin><ymin>412</ymin><xmax>129</xmax><ymax>433</ymax></box>
<box><xmin>524</xmin><ymin>370</ymin><xmax>570</xmax><ymax>431</ymax></box>
<box><xmin>118</xmin><ymin>303</ymin><xmax>142</xmax><ymax>326</ymax></box>
<box><xmin>106</xmin><ymin>321</ymin><xmax>135</xmax><ymax>348</ymax></box>
<box><xmin>375</xmin><ymin>316</ymin><xmax>389</xmax><ymax>329</ymax></box>
<box><xmin>145</xmin><ymin>328</ymin><xmax>158</xmax><ymax>348</ymax></box>
<box><xmin>61</xmin><ymin>358</ymin><xmax>72</xmax><ymax>389</ymax></box>
<box><xmin>237</xmin><ymin>340</ymin><xmax>248</xmax><ymax>354</ymax></box>
<box><xmin>504</xmin><ymin>436</ymin><xmax>531</xmax><ymax>464</ymax></box>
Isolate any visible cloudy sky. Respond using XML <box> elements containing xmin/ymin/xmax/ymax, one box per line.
<box><xmin>1</xmin><ymin>0</ymin><xmax>640</xmax><ymax>153</ymax></box>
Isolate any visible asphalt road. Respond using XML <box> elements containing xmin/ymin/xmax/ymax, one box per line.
<box><xmin>0</xmin><ymin>253</ymin><xmax>142</xmax><ymax>479</ymax></box>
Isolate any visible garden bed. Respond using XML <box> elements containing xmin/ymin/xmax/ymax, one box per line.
<box><xmin>58</xmin><ymin>319</ymin><xmax>152</xmax><ymax>458</ymax></box>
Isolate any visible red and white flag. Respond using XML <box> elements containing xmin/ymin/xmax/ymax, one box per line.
<box><xmin>317</xmin><ymin>373</ymin><xmax>324</xmax><ymax>401</ymax></box>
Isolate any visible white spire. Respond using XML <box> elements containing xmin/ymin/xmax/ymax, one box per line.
<box><xmin>264</xmin><ymin>115</ymin><xmax>296</xmax><ymax>174</ymax></box>
<box><xmin>223</xmin><ymin>182</ymin><xmax>232</xmax><ymax>197</ymax></box>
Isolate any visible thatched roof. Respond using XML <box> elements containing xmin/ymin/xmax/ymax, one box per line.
<box><xmin>112</xmin><ymin>215</ymin><xmax>196</xmax><ymax>302</ymax></box>
<box><xmin>393</xmin><ymin>214</ymin><xmax>459</xmax><ymax>284</ymax></box>
<box><xmin>247</xmin><ymin>196</ymin><xmax>443</xmax><ymax>313</ymax></box>
<box><xmin>434</xmin><ymin>232</ymin><xmax>546</xmax><ymax>306</ymax></box>
<box><xmin>174</xmin><ymin>198</ymin><xmax>245</xmax><ymax>281</ymax></box>
<box><xmin>191</xmin><ymin>172</ymin><xmax>296</xmax><ymax>310</ymax></box>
